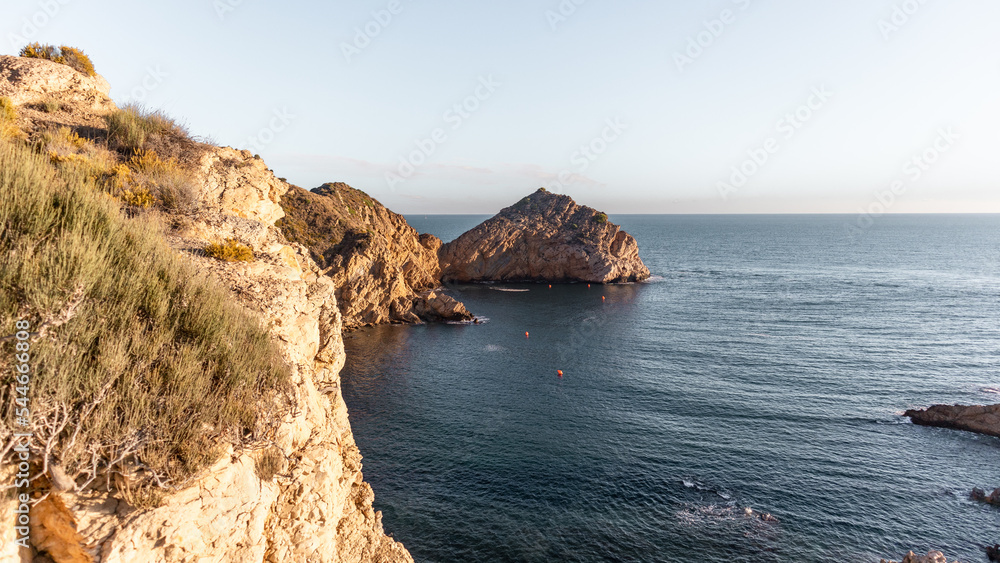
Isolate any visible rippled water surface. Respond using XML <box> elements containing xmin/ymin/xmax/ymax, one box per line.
<box><xmin>342</xmin><ymin>214</ymin><xmax>1000</xmax><ymax>562</ymax></box>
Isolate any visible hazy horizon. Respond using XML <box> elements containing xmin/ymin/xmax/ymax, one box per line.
<box><xmin>6</xmin><ymin>0</ymin><xmax>999</xmax><ymax>214</ymax></box>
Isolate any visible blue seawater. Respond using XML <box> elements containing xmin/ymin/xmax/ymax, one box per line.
<box><xmin>342</xmin><ymin>214</ymin><xmax>1000</xmax><ymax>562</ymax></box>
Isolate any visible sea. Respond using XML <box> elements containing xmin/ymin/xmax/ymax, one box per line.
<box><xmin>341</xmin><ymin>214</ymin><xmax>1000</xmax><ymax>563</ymax></box>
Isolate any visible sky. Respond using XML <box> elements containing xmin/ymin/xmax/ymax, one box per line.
<box><xmin>4</xmin><ymin>0</ymin><xmax>999</xmax><ymax>214</ymax></box>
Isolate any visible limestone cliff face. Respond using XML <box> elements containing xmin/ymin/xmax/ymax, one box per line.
<box><xmin>905</xmin><ymin>403</ymin><xmax>1000</xmax><ymax>438</ymax></box>
<box><xmin>440</xmin><ymin>189</ymin><xmax>650</xmax><ymax>284</ymax></box>
<box><xmin>60</xmin><ymin>149</ymin><xmax>414</xmax><ymax>563</ymax></box>
<box><xmin>278</xmin><ymin>182</ymin><xmax>472</xmax><ymax>329</ymax></box>
<box><xmin>0</xmin><ymin>55</ymin><xmax>112</xmax><ymax>111</ymax></box>
<box><xmin>0</xmin><ymin>54</ymin><xmax>413</xmax><ymax>561</ymax></box>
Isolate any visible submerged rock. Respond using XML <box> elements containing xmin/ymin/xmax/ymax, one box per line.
<box><xmin>986</xmin><ymin>544</ymin><xmax>1000</xmax><ymax>562</ymax></box>
<box><xmin>440</xmin><ymin>189</ymin><xmax>650</xmax><ymax>284</ymax></box>
<box><xmin>880</xmin><ymin>550</ymin><xmax>961</xmax><ymax>563</ymax></box>
<box><xmin>970</xmin><ymin>487</ymin><xmax>1000</xmax><ymax>506</ymax></box>
<box><xmin>904</xmin><ymin>403</ymin><xmax>1000</xmax><ymax>438</ymax></box>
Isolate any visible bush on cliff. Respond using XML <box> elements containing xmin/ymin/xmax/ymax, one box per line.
<box><xmin>19</xmin><ymin>43</ymin><xmax>96</xmax><ymax>77</ymax></box>
<box><xmin>204</xmin><ymin>238</ymin><xmax>255</xmax><ymax>262</ymax></box>
<box><xmin>104</xmin><ymin>104</ymin><xmax>192</xmax><ymax>158</ymax></box>
<box><xmin>594</xmin><ymin>212</ymin><xmax>608</xmax><ymax>224</ymax></box>
<box><xmin>0</xmin><ymin>138</ymin><xmax>290</xmax><ymax>498</ymax></box>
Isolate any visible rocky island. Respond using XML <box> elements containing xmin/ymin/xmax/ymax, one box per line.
<box><xmin>440</xmin><ymin>188</ymin><xmax>650</xmax><ymax>284</ymax></box>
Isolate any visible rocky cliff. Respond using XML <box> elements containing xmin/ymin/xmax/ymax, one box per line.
<box><xmin>905</xmin><ymin>403</ymin><xmax>1000</xmax><ymax>438</ymax></box>
<box><xmin>278</xmin><ymin>182</ymin><xmax>472</xmax><ymax>329</ymax></box>
<box><xmin>0</xmin><ymin>54</ymin><xmax>411</xmax><ymax>563</ymax></box>
<box><xmin>439</xmin><ymin>188</ymin><xmax>650</xmax><ymax>284</ymax></box>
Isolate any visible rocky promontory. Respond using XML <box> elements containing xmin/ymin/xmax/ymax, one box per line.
<box><xmin>905</xmin><ymin>403</ymin><xmax>1000</xmax><ymax>438</ymax></box>
<box><xmin>439</xmin><ymin>188</ymin><xmax>650</xmax><ymax>284</ymax></box>
<box><xmin>278</xmin><ymin>182</ymin><xmax>473</xmax><ymax>329</ymax></box>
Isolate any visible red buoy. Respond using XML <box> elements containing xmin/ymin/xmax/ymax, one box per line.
<box><xmin>557</xmin><ymin>370</ymin><xmax>563</xmax><ymax>377</ymax></box>
<box><xmin>602</xmin><ymin>296</ymin><xmax>606</xmax><ymax>301</ymax></box>
<box><xmin>525</xmin><ymin>331</ymin><xmax>529</xmax><ymax>339</ymax></box>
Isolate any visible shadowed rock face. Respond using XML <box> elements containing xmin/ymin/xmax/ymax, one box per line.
<box><xmin>277</xmin><ymin>182</ymin><xmax>473</xmax><ymax>328</ymax></box>
<box><xmin>439</xmin><ymin>189</ymin><xmax>650</xmax><ymax>284</ymax></box>
<box><xmin>904</xmin><ymin>403</ymin><xmax>1000</xmax><ymax>438</ymax></box>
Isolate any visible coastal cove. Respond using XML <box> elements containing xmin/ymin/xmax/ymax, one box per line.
<box><xmin>343</xmin><ymin>214</ymin><xmax>1000</xmax><ymax>563</ymax></box>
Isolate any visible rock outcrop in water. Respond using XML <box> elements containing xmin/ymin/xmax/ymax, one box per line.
<box><xmin>880</xmin><ymin>551</ymin><xmax>962</xmax><ymax>563</ymax></box>
<box><xmin>904</xmin><ymin>403</ymin><xmax>1000</xmax><ymax>438</ymax></box>
<box><xmin>439</xmin><ymin>188</ymin><xmax>650</xmax><ymax>283</ymax></box>
<box><xmin>970</xmin><ymin>487</ymin><xmax>1000</xmax><ymax>507</ymax></box>
<box><xmin>278</xmin><ymin>182</ymin><xmax>473</xmax><ymax>329</ymax></box>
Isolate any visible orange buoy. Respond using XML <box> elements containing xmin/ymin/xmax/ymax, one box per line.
<box><xmin>525</xmin><ymin>331</ymin><xmax>529</xmax><ymax>338</ymax></box>
<box><xmin>587</xmin><ymin>284</ymin><xmax>591</xmax><ymax>288</ymax></box>
<box><xmin>602</xmin><ymin>296</ymin><xmax>606</xmax><ymax>301</ymax></box>
<box><xmin>548</xmin><ymin>284</ymin><xmax>552</xmax><ymax>289</ymax></box>
<box><xmin>557</xmin><ymin>370</ymin><xmax>563</xmax><ymax>377</ymax></box>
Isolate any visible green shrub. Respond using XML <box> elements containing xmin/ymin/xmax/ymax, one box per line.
<box><xmin>594</xmin><ymin>212</ymin><xmax>608</xmax><ymax>224</ymax></box>
<box><xmin>19</xmin><ymin>43</ymin><xmax>96</xmax><ymax>77</ymax></box>
<box><xmin>204</xmin><ymin>238</ymin><xmax>254</xmax><ymax>262</ymax></box>
<box><xmin>104</xmin><ymin>104</ymin><xmax>190</xmax><ymax>156</ymax></box>
<box><xmin>0</xmin><ymin>138</ymin><xmax>289</xmax><ymax>493</ymax></box>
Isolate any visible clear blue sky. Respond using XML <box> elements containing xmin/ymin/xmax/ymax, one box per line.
<box><xmin>6</xmin><ymin>0</ymin><xmax>999</xmax><ymax>213</ymax></box>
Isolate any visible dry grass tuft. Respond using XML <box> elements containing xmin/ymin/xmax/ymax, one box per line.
<box><xmin>253</xmin><ymin>448</ymin><xmax>284</xmax><ymax>481</ymax></box>
<box><xmin>104</xmin><ymin>104</ymin><xmax>191</xmax><ymax>158</ymax></box>
<box><xmin>204</xmin><ymin>238</ymin><xmax>254</xmax><ymax>262</ymax></box>
<box><xmin>0</xmin><ymin>97</ymin><xmax>24</xmax><ymax>140</ymax></box>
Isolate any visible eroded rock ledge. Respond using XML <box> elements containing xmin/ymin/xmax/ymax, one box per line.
<box><xmin>904</xmin><ymin>403</ymin><xmax>1000</xmax><ymax>438</ymax></box>
<box><xmin>440</xmin><ymin>189</ymin><xmax>650</xmax><ymax>284</ymax></box>
<box><xmin>278</xmin><ymin>182</ymin><xmax>473</xmax><ymax>329</ymax></box>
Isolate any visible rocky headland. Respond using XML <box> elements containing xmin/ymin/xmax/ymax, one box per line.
<box><xmin>0</xmin><ymin>53</ymin><xmax>411</xmax><ymax>562</ymax></box>
<box><xmin>278</xmin><ymin>182</ymin><xmax>472</xmax><ymax>329</ymax></box>
<box><xmin>905</xmin><ymin>403</ymin><xmax>1000</xmax><ymax>438</ymax></box>
<box><xmin>439</xmin><ymin>188</ymin><xmax>650</xmax><ymax>284</ymax></box>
